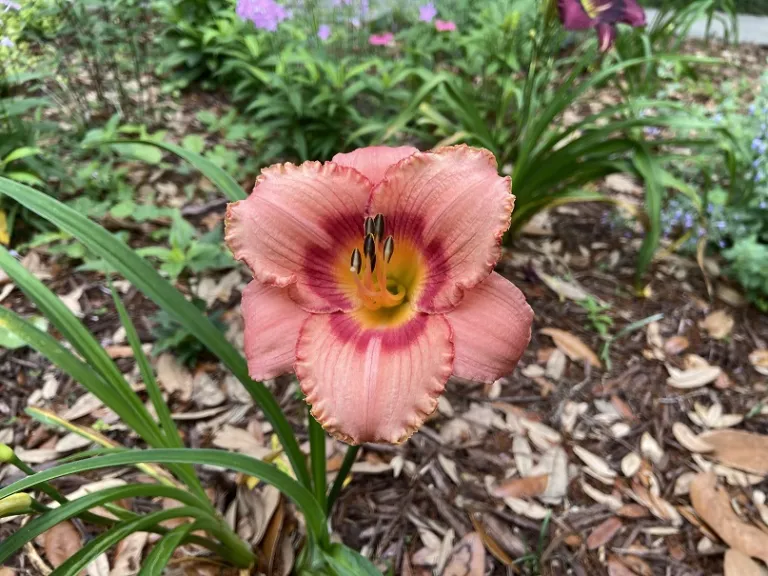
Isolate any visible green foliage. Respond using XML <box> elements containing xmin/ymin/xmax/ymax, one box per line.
<box><xmin>579</xmin><ymin>297</ymin><xmax>614</xmax><ymax>338</ymax></box>
<box><xmin>150</xmin><ymin>297</ymin><xmax>226</xmax><ymax>365</ymax></box>
<box><xmin>724</xmin><ymin>237</ymin><xmax>768</xmax><ymax>310</ymax></box>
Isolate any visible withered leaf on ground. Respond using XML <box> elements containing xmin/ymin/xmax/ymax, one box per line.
<box><xmin>440</xmin><ymin>532</ymin><xmax>485</xmax><ymax>576</ymax></box>
<box><xmin>749</xmin><ymin>349</ymin><xmax>768</xmax><ymax>376</ymax></box>
<box><xmin>491</xmin><ymin>474</ymin><xmax>549</xmax><ymax>499</ymax></box>
<box><xmin>586</xmin><ymin>517</ymin><xmax>622</xmax><ymax>550</ymax></box>
<box><xmin>43</xmin><ymin>521</ymin><xmax>82</xmax><ymax>568</ymax></box>
<box><xmin>540</xmin><ymin>328</ymin><xmax>602</xmax><ymax>368</ymax></box>
<box><xmin>700</xmin><ymin>309</ymin><xmax>735</xmax><ymax>340</ymax></box>
<box><xmin>111</xmin><ymin>532</ymin><xmax>148</xmax><ymax>576</ymax></box>
<box><xmin>156</xmin><ymin>353</ymin><xmax>193</xmax><ymax>402</ymax></box>
<box><xmin>724</xmin><ymin>548</ymin><xmax>763</xmax><ymax>576</ymax></box>
<box><xmin>690</xmin><ymin>472</ymin><xmax>768</xmax><ymax>563</ymax></box>
<box><xmin>699</xmin><ymin>429</ymin><xmax>768</xmax><ymax>475</ymax></box>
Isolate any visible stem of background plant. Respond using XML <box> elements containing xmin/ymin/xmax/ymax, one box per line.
<box><xmin>308</xmin><ymin>409</ymin><xmax>327</xmax><ymax>513</ymax></box>
<box><xmin>326</xmin><ymin>444</ymin><xmax>360</xmax><ymax>515</ymax></box>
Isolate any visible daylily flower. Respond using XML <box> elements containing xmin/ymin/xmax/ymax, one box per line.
<box><xmin>558</xmin><ymin>0</ymin><xmax>645</xmax><ymax>52</ymax></box>
<box><xmin>368</xmin><ymin>32</ymin><xmax>394</xmax><ymax>46</ymax></box>
<box><xmin>226</xmin><ymin>145</ymin><xmax>533</xmax><ymax>445</ymax></box>
<box><xmin>435</xmin><ymin>19</ymin><xmax>457</xmax><ymax>32</ymax></box>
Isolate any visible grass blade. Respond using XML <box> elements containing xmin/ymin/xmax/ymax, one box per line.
<box><xmin>0</xmin><ymin>448</ymin><xmax>329</xmax><ymax>547</ymax></box>
<box><xmin>138</xmin><ymin>523</ymin><xmax>195</xmax><ymax>576</ymax></box>
<box><xmin>0</xmin><ymin>246</ymin><xmax>164</xmax><ymax>448</ymax></box>
<box><xmin>0</xmin><ymin>176</ymin><xmax>310</xmax><ymax>490</ymax></box>
<box><xmin>0</xmin><ymin>484</ymin><xmax>208</xmax><ymax>566</ymax></box>
<box><xmin>326</xmin><ymin>444</ymin><xmax>359</xmax><ymax>515</ymax></box>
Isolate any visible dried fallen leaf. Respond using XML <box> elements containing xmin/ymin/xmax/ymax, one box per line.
<box><xmin>664</xmin><ymin>335</ymin><xmax>690</xmax><ymax>356</ymax></box>
<box><xmin>437</xmin><ymin>453</ymin><xmax>459</xmax><ymax>485</ymax></box>
<box><xmin>191</xmin><ymin>370</ymin><xmax>225</xmax><ymax>408</ymax></box>
<box><xmin>59</xmin><ymin>286</ymin><xmax>85</xmax><ymax>317</ymax></box>
<box><xmin>621</xmin><ymin>452</ymin><xmax>642</xmax><ymax>478</ymax></box>
<box><xmin>580</xmin><ymin>481</ymin><xmax>623</xmax><ymax>510</ymax></box>
<box><xmin>156</xmin><ymin>353</ymin><xmax>193</xmax><ymax>402</ymax></box>
<box><xmin>672</xmin><ymin>423</ymin><xmax>714</xmax><ymax>453</ymax></box>
<box><xmin>471</xmin><ymin>512</ymin><xmax>526</xmax><ymax>562</ymax></box>
<box><xmin>640</xmin><ymin>432</ymin><xmax>664</xmax><ymax>464</ymax></box>
<box><xmin>540</xmin><ymin>328</ymin><xmax>602</xmax><ymax>368</ymax></box>
<box><xmin>700</xmin><ymin>310</ymin><xmax>734</xmax><ymax>340</ymax></box>
<box><xmin>111</xmin><ymin>532</ymin><xmax>148</xmax><ymax>576</ymax></box>
<box><xmin>607</xmin><ymin>557</ymin><xmax>637</xmax><ymax>576</ymax></box>
<box><xmin>43</xmin><ymin>521</ymin><xmax>82</xmax><ymax>568</ymax></box>
<box><xmin>573</xmin><ymin>446</ymin><xmax>616</xmax><ymax>479</ymax></box>
<box><xmin>534</xmin><ymin>265</ymin><xmax>594</xmax><ymax>302</ymax></box>
<box><xmin>586</xmin><ymin>517</ymin><xmax>623</xmax><ymax>550</ymax></box>
<box><xmin>492</xmin><ymin>474</ymin><xmax>549</xmax><ymax>499</ymax></box>
<box><xmin>503</xmin><ymin>497</ymin><xmax>549</xmax><ymax>520</ymax></box>
<box><xmin>512</xmin><ymin>435</ymin><xmax>533</xmax><ymax>477</ymax></box>
<box><xmin>724</xmin><ymin>548</ymin><xmax>763</xmax><ymax>576</ymax></box>
<box><xmin>699</xmin><ymin>430</ymin><xmax>768</xmax><ymax>475</ymax></box>
<box><xmin>690</xmin><ymin>472</ymin><xmax>768</xmax><ymax>563</ymax></box>
<box><xmin>213</xmin><ymin>425</ymin><xmax>271</xmax><ymax>459</ymax></box>
<box><xmin>440</xmin><ymin>532</ymin><xmax>485</xmax><ymax>576</ymax></box>
<box><xmin>749</xmin><ymin>349</ymin><xmax>768</xmax><ymax>376</ymax></box>
<box><xmin>666</xmin><ymin>365</ymin><xmax>721</xmax><ymax>389</ymax></box>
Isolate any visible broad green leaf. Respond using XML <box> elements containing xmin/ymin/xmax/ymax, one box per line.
<box><xmin>109</xmin><ymin>143</ymin><xmax>164</xmax><ymax>165</ymax></box>
<box><xmin>181</xmin><ymin>134</ymin><xmax>206</xmax><ymax>155</ymax></box>
<box><xmin>0</xmin><ymin>315</ymin><xmax>47</xmax><ymax>349</ymax></box>
<box><xmin>0</xmin><ymin>177</ymin><xmax>310</xmax><ymax>491</ymax></box>
<box><xmin>1</xmin><ymin>147</ymin><xmax>42</xmax><ymax>165</ymax></box>
<box><xmin>323</xmin><ymin>543</ymin><xmax>382</xmax><ymax>576</ymax></box>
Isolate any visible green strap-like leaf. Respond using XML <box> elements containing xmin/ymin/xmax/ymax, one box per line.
<box><xmin>0</xmin><ymin>247</ymin><xmax>164</xmax><ymax>449</ymax></box>
<box><xmin>326</xmin><ymin>445</ymin><xmax>359</xmax><ymax>515</ymax></box>
<box><xmin>138</xmin><ymin>523</ymin><xmax>196</xmax><ymax>576</ymax></box>
<box><xmin>52</xmin><ymin>507</ymin><xmax>214</xmax><ymax>576</ymax></box>
<box><xmin>0</xmin><ymin>448</ymin><xmax>328</xmax><ymax>547</ymax></box>
<box><xmin>0</xmin><ymin>176</ymin><xmax>310</xmax><ymax>491</ymax></box>
<box><xmin>632</xmin><ymin>144</ymin><xmax>663</xmax><ymax>282</ymax></box>
<box><xmin>0</xmin><ymin>484</ymin><xmax>207</xmax><ymax>566</ymax></box>
<box><xmin>308</xmin><ymin>411</ymin><xmax>327</xmax><ymax>512</ymax></box>
<box><xmin>97</xmin><ymin>139</ymin><xmax>246</xmax><ymax>201</ymax></box>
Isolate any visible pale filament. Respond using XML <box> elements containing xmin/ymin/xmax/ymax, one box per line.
<box><xmin>349</xmin><ymin>215</ymin><xmax>405</xmax><ymax>311</ymax></box>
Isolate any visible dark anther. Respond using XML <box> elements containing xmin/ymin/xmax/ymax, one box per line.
<box><xmin>370</xmin><ymin>253</ymin><xmax>377</xmax><ymax>272</ymax></box>
<box><xmin>383</xmin><ymin>236</ymin><xmax>394</xmax><ymax>263</ymax></box>
<box><xmin>364</xmin><ymin>233</ymin><xmax>376</xmax><ymax>259</ymax></box>
<box><xmin>350</xmin><ymin>248</ymin><xmax>362</xmax><ymax>274</ymax></box>
<box><xmin>373</xmin><ymin>214</ymin><xmax>385</xmax><ymax>242</ymax></box>
<box><xmin>364</xmin><ymin>217</ymin><xmax>375</xmax><ymax>237</ymax></box>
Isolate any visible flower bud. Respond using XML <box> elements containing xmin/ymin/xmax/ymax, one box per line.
<box><xmin>0</xmin><ymin>444</ymin><xmax>14</xmax><ymax>463</ymax></box>
<box><xmin>0</xmin><ymin>493</ymin><xmax>32</xmax><ymax>517</ymax></box>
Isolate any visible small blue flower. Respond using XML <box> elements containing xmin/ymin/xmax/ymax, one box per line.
<box><xmin>749</xmin><ymin>104</ymin><xmax>756</xmax><ymax>115</ymax></box>
<box><xmin>716</xmin><ymin>221</ymin><xmax>726</xmax><ymax>229</ymax></box>
<box><xmin>713</xmin><ymin>114</ymin><xmax>723</xmax><ymax>124</ymax></box>
<box><xmin>718</xmin><ymin>240</ymin><xmax>726</xmax><ymax>248</ymax></box>
<box><xmin>0</xmin><ymin>36</ymin><xmax>13</xmax><ymax>48</ymax></box>
<box><xmin>759</xmin><ymin>201</ymin><xmax>767</xmax><ymax>209</ymax></box>
<box><xmin>707</xmin><ymin>203</ymin><xmax>714</xmax><ymax>213</ymax></box>
<box><xmin>756</xmin><ymin>171</ymin><xmax>766</xmax><ymax>183</ymax></box>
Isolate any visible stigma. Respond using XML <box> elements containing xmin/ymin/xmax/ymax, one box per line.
<box><xmin>349</xmin><ymin>214</ymin><xmax>405</xmax><ymax>310</ymax></box>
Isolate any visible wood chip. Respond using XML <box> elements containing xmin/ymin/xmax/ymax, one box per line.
<box><xmin>690</xmin><ymin>472</ymin><xmax>768</xmax><ymax>563</ymax></box>
<box><xmin>573</xmin><ymin>446</ymin><xmax>616</xmax><ymax>479</ymax></box>
<box><xmin>749</xmin><ymin>349</ymin><xmax>768</xmax><ymax>376</ymax></box>
<box><xmin>586</xmin><ymin>517</ymin><xmax>622</xmax><ymax>550</ymax></box>
<box><xmin>672</xmin><ymin>422</ymin><xmax>714</xmax><ymax>453</ymax></box>
<box><xmin>666</xmin><ymin>365</ymin><xmax>721</xmax><ymax>389</ymax></box>
<box><xmin>540</xmin><ymin>328</ymin><xmax>602</xmax><ymax>368</ymax></box>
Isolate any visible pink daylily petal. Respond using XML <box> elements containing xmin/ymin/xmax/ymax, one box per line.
<box><xmin>296</xmin><ymin>313</ymin><xmax>454</xmax><ymax>444</ymax></box>
<box><xmin>596</xmin><ymin>22</ymin><xmax>616</xmax><ymax>51</ymax></box>
<box><xmin>332</xmin><ymin>146</ymin><xmax>419</xmax><ymax>185</ymax></box>
<box><xmin>370</xmin><ymin>145</ymin><xmax>513</xmax><ymax>314</ymax></box>
<box><xmin>242</xmin><ymin>281</ymin><xmax>309</xmax><ymax>380</ymax></box>
<box><xmin>558</xmin><ymin>0</ymin><xmax>595</xmax><ymax>29</ymax></box>
<box><xmin>621</xmin><ymin>0</ymin><xmax>646</xmax><ymax>26</ymax></box>
<box><xmin>445</xmin><ymin>272</ymin><xmax>533</xmax><ymax>383</ymax></box>
<box><xmin>226</xmin><ymin>162</ymin><xmax>370</xmax><ymax>313</ymax></box>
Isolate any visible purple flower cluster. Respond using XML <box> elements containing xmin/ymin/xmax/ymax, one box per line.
<box><xmin>0</xmin><ymin>36</ymin><xmax>13</xmax><ymax>48</ymax></box>
<box><xmin>419</xmin><ymin>2</ymin><xmax>437</xmax><ymax>23</ymax></box>
<box><xmin>236</xmin><ymin>0</ymin><xmax>291</xmax><ymax>32</ymax></box>
<box><xmin>0</xmin><ymin>0</ymin><xmax>20</xmax><ymax>11</ymax></box>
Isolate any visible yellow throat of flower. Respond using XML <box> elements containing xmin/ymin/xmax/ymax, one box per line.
<box><xmin>580</xmin><ymin>0</ymin><xmax>610</xmax><ymax>18</ymax></box>
<box><xmin>349</xmin><ymin>214</ymin><xmax>406</xmax><ymax>311</ymax></box>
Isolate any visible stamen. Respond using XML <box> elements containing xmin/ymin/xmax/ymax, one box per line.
<box><xmin>373</xmin><ymin>214</ymin><xmax>385</xmax><ymax>242</ymax></box>
<box><xmin>383</xmin><ymin>236</ymin><xmax>394</xmax><ymax>263</ymax></box>
<box><xmin>364</xmin><ymin>217</ymin><xmax>375</xmax><ymax>237</ymax></box>
<box><xmin>370</xmin><ymin>253</ymin><xmax>377</xmax><ymax>273</ymax></box>
<box><xmin>363</xmin><ymin>233</ymin><xmax>376</xmax><ymax>259</ymax></box>
<box><xmin>350</xmin><ymin>248</ymin><xmax>362</xmax><ymax>274</ymax></box>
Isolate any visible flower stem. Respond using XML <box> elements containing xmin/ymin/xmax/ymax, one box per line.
<box><xmin>326</xmin><ymin>444</ymin><xmax>360</xmax><ymax>515</ymax></box>
<box><xmin>308</xmin><ymin>408</ymin><xmax>327</xmax><ymax>513</ymax></box>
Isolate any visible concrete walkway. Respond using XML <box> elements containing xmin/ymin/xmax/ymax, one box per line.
<box><xmin>645</xmin><ymin>8</ymin><xmax>768</xmax><ymax>45</ymax></box>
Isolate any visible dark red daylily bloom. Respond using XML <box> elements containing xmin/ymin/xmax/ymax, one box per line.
<box><xmin>558</xmin><ymin>0</ymin><xmax>646</xmax><ymax>52</ymax></box>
